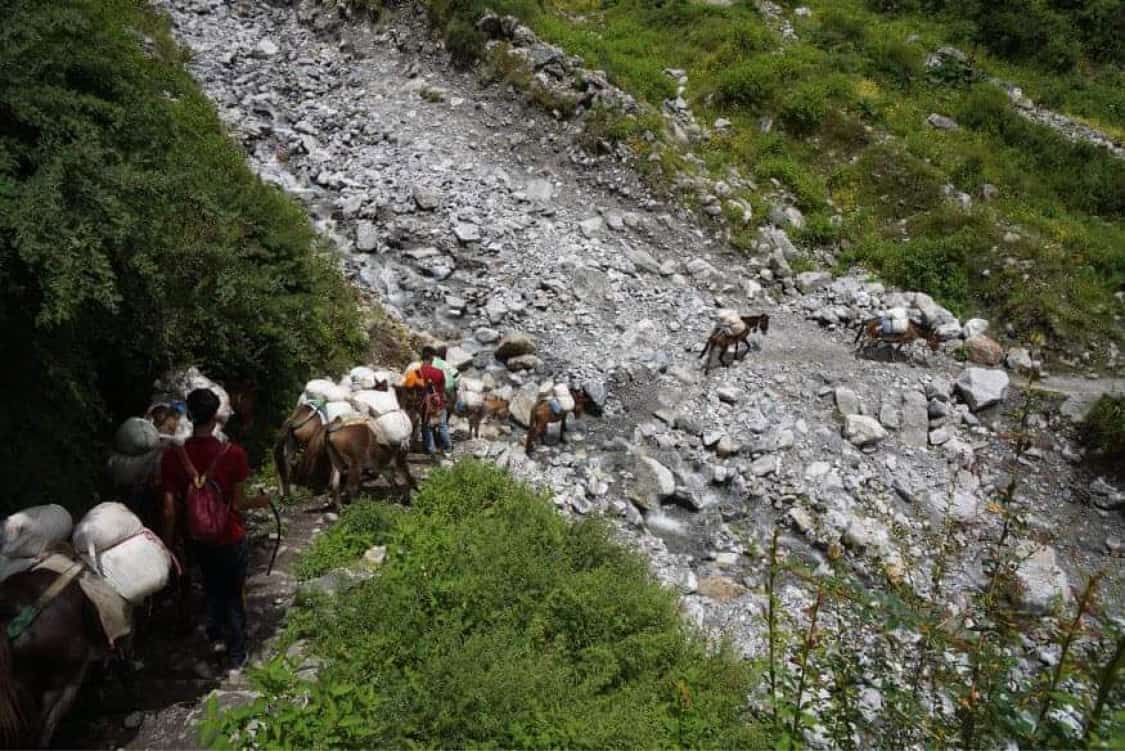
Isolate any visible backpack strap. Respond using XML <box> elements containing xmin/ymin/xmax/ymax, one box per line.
<box><xmin>176</xmin><ymin>442</ymin><xmax>230</xmax><ymax>490</ymax></box>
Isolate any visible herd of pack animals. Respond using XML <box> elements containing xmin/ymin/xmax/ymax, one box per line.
<box><xmin>0</xmin><ymin>309</ymin><xmax>947</xmax><ymax>748</ymax></box>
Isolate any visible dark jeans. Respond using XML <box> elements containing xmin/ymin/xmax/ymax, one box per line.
<box><xmin>194</xmin><ymin>538</ymin><xmax>249</xmax><ymax>665</ymax></box>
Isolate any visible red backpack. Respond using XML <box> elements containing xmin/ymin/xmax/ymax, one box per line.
<box><xmin>176</xmin><ymin>444</ymin><xmax>232</xmax><ymax>543</ymax></box>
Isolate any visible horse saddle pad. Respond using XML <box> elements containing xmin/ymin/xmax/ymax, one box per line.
<box><xmin>34</xmin><ymin>553</ymin><xmax>132</xmax><ymax>647</ymax></box>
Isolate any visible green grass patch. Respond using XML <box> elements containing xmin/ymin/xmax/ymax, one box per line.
<box><xmin>206</xmin><ymin>461</ymin><xmax>764</xmax><ymax>749</ymax></box>
<box><xmin>1084</xmin><ymin>395</ymin><xmax>1125</xmax><ymax>474</ymax></box>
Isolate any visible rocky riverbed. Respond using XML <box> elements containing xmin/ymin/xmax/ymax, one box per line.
<box><xmin>70</xmin><ymin>0</ymin><xmax>1124</xmax><ymax>745</ymax></box>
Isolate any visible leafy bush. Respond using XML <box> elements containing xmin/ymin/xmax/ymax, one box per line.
<box><xmin>294</xmin><ymin>503</ymin><xmax>403</xmax><ymax>580</ymax></box>
<box><xmin>206</xmin><ymin>462</ymin><xmax>765</xmax><ymax>749</ymax></box>
<box><xmin>716</xmin><ymin>56</ymin><xmax>783</xmax><ymax>107</ymax></box>
<box><xmin>445</xmin><ymin>17</ymin><xmax>486</xmax><ymax>68</ymax></box>
<box><xmin>780</xmin><ymin>80</ymin><xmax>830</xmax><ymax>134</ymax></box>
<box><xmin>0</xmin><ymin>0</ymin><xmax>366</xmax><ymax>516</ymax></box>
<box><xmin>1084</xmin><ymin>395</ymin><xmax>1125</xmax><ymax>471</ymax></box>
<box><xmin>866</xmin><ymin>36</ymin><xmax>924</xmax><ymax>88</ymax></box>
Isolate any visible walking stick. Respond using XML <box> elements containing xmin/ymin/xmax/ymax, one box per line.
<box><xmin>266</xmin><ymin>498</ymin><xmax>282</xmax><ymax>576</ymax></box>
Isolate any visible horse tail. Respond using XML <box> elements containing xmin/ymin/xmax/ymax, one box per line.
<box><xmin>274</xmin><ymin>435</ymin><xmax>291</xmax><ymax>500</ymax></box>
<box><xmin>0</xmin><ymin>630</ymin><xmax>26</xmax><ymax>747</ymax></box>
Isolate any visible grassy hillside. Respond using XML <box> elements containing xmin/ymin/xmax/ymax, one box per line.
<box><xmin>204</xmin><ymin>462</ymin><xmax>765</xmax><ymax>748</ymax></box>
<box><xmin>0</xmin><ymin>0</ymin><xmax>368</xmax><ymax>515</ymax></box>
<box><xmin>433</xmin><ymin>0</ymin><xmax>1125</xmax><ymax>365</ymax></box>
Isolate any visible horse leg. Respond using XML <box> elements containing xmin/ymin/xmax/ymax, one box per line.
<box><xmin>396</xmin><ymin>450</ymin><xmax>415</xmax><ymax>495</ymax></box>
<box><xmin>559</xmin><ymin>414</ymin><xmax>568</xmax><ymax>445</ymax></box>
<box><xmin>698</xmin><ymin>339</ymin><xmax>712</xmax><ymax>360</ymax></box>
<box><xmin>273</xmin><ymin>438</ymin><xmax>291</xmax><ymax>501</ymax></box>
<box><xmin>37</xmin><ymin>658</ymin><xmax>90</xmax><ymax>748</ymax></box>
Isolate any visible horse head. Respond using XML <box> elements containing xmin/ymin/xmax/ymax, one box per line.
<box><xmin>574</xmin><ymin>387</ymin><xmax>603</xmax><ymax>417</ymax></box>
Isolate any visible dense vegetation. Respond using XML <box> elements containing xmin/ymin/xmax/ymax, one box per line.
<box><xmin>0</xmin><ymin>0</ymin><xmax>367</xmax><ymax>515</ymax></box>
<box><xmin>1084</xmin><ymin>394</ymin><xmax>1125</xmax><ymax>473</ymax></box>
<box><xmin>204</xmin><ymin>462</ymin><xmax>763</xmax><ymax>748</ymax></box>
<box><xmin>429</xmin><ymin>0</ymin><xmax>1125</xmax><ymax>364</ymax></box>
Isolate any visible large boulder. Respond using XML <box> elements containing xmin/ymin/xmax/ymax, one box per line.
<box><xmin>581</xmin><ymin>378</ymin><xmax>607</xmax><ymax>409</ymax></box>
<box><xmin>632</xmin><ymin>456</ymin><xmax>675</xmax><ymax>509</ymax></box>
<box><xmin>1011</xmin><ymin>544</ymin><xmax>1073</xmax><ymax>615</ymax></box>
<box><xmin>955</xmin><ymin>368</ymin><xmax>1009</xmax><ymax>412</ymax></box>
<box><xmin>495</xmin><ymin>332</ymin><xmax>537</xmax><ymax>361</ymax></box>
<box><xmin>844</xmin><ymin>415</ymin><xmax>887</xmax><ymax>446</ymax></box>
<box><xmin>834</xmin><ymin>387</ymin><xmax>861</xmax><ymax>417</ymax></box>
<box><xmin>964</xmin><ymin>335</ymin><xmax>1003</xmax><ymax>366</ymax></box>
<box><xmin>508</xmin><ymin>383</ymin><xmax>540</xmax><ymax>428</ymax></box>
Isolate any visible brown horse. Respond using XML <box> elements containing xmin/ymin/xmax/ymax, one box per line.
<box><xmin>456</xmin><ymin>396</ymin><xmax>510</xmax><ymax>438</ymax></box>
<box><xmin>274</xmin><ymin>403</ymin><xmax>333</xmax><ymax>500</ymax></box>
<box><xmin>853</xmin><ymin>317</ymin><xmax>941</xmax><ymax>362</ymax></box>
<box><xmin>0</xmin><ymin>569</ymin><xmax>107</xmax><ymax>748</ymax></box>
<box><xmin>323</xmin><ymin>419</ymin><xmax>415</xmax><ymax>510</ymax></box>
<box><xmin>699</xmin><ymin>314</ymin><xmax>770</xmax><ymax>374</ymax></box>
<box><xmin>525</xmin><ymin>388</ymin><xmax>602</xmax><ymax>454</ymax></box>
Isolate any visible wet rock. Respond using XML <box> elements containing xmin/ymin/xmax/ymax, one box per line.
<box><xmin>632</xmin><ymin>456</ymin><xmax>675</xmax><ymax>509</ymax></box>
<box><xmin>955</xmin><ymin>368</ymin><xmax>1009</xmax><ymax>412</ymax></box>
<box><xmin>495</xmin><ymin>332</ymin><xmax>537</xmax><ymax>360</ymax></box>
<box><xmin>964</xmin><ymin>335</ymin><xmax>1003</xmax><ymax>366</ymax></box>
<box><xmin>844</xmin><ymin>415</ymin><xmax>887</xmax><ymax>446</ymax></box>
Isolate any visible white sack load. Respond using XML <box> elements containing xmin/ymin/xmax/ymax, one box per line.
<box><xmin>552</xmin><ymin>383</ymin><xmax>576</xmax><ymax>413</ymax></box>
<box><xmin>106</xmin><ymin>449</ymin><xmax>162</xmax><ymax>491</ymax></box>
<box><xmin>716</xmin><ymin>308</ymin><xmax>747</xmax><ymax>336</ymax></box>
<box><xmin>94</xmin><ymin>530</ymin><xmax>173</xmax><ymax>604</ymax></box>
<box><xmin>153</xmin><ymin>367</ymin><xmax>232</xmax><ymax>425</ymax></box>
<box><xmin>538</xmin><ymin>381</ymin><xmax>554</xmax><ymax>398</ymax></box>
<box><xmin>373</xmin><ymin>369</ymin><xmax>399</xmax><ymax>388</ymax></box>
<box><xmin>372</xmin><ymin>410</ymin><xmax>413</xmax><ymax>446</ymax></box>
<box><xmin>114</xmin><ymin>418</ymin><xmax>160</xmax><ymax>457</ymax></box>
<box><xmin>304</xmin><ymin>378</ymin><xmax>352</xmax><ymax>404</ymax></box>
<box><xmin>1</xmin><ymin>504</ymin><xmax>74</xmax><ymax>559</ymax></box>
<box><xmin>72</xmin><ymin>502</ymin><xmax>144</xmax><ymax>567</ymax></box>
<box><xmin>351</xmin><ymin>389</ymin><xmax>399</xmax><ymax>418</ymax></box>
<box><xmin>323</xmin><ymin>401</ymin><xmax>357</xmax><ymax>424</ymax></box>
<box><xmin>349</xmin><ymin>366</ymin><xmax>378</xmax><ymax>390</ymax></box>
<box><xmin>457</xmin><ymin>378</ymin><xmax>486</xmax><ymax>409</ymax></box>
<box><xmin>881</xmin><ymin>307</ymin><xmax>910</xmax><ymax>334</ymax></box>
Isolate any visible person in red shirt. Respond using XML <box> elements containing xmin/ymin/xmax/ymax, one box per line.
<box><xmin>161</xmin><ymin>387</ymin><xmax>268</xmax><ymax>670</ymax></box>
<box><xmin>419</xmin><ymin>346</ymin><xmax>452</xmax><ymax>456</ymax></box>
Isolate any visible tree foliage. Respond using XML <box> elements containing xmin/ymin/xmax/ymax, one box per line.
<box><xmin>0</xmin><ymin>0</ymin><xmax>365</xmax><ymax>516</ymax></box>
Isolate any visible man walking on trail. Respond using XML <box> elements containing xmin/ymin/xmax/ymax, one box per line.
<box><xmin>161</xmin><ymin>387</ymin><xmax>269</xmax><ymax>671</ymax></box>
<box><xmin>419</xmin><ymin>346</ymin><xmax>453</xmax><ymax>457</ymax></box>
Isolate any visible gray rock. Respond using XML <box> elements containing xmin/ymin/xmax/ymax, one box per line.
<box><xmin>581</xmin><ymin>379</ymin><xmax>607</xmax><ymax>408</ymax></box>
<box><xmin>298</xmin><ymin>568</ymin><xmax>373</xmax><ymax>597</ymax></box>
<box><xmin>413</xmin><ymin>186</ymin><xmax>441</xmax><ymax>211</ymax></box>
<box><xmin>525</xmin><ymin>178</ymin><xmax>555</xmax><ymax>203</ymax></box>
<box><xmin>361</xmin><ymin>545</ymin><xmax>387</xmax><ymax>568</ymax></box>
<box><xmin>254</xmin><ymin>38</ymin><xmax>279</xmax><ymax>58</ymax></box>
<box><xmin>796</xmin><ymin>271</ymin><xmax>832</xmax><ymax>293</ymax></box>
<box><xmin>750</xmin><ymin>455</ymin><xmax>777</xmax><ymax>477</ymax></box>
<box><xmin>962</xmin><ymin>318</ymin><xmax>989</xmax><ymax>338</ymax></box>
<box><xmin>572</xmin><ymin>265</ymin><xmax>610</xmax><ymax>302</ymax></box>
<box><xmin>955</xmin><ymin>368</ymin><xmax>1009</xmax><ymax>412</ymax></box>
<box><xmin>769</xmin><ymin>205</ymin><xmax>805</xmax><ymax>230</ymax></box>
<box><xmin>788</xmin><ymin>507</ymin><xmax>814</xmax><ymax>534</ymax></box>
<box><xmin>834</xmin><ymin>387</ymin><xmax>861</xmax><ymax>417</ymax></box>
<box><xmin>927</xmin><ymin>113</ymin><xmax>959</xmax><ymax>130</ymax></box>
<box><xmin>444</xmin><ymin>346</ymin><xmax>474</xmax><ymax>371</ymax></box>
<box><xmin>1005</xmin><ymin>347</ymin><xmax>1037</xmax><ymax>374</ymax></box>
<box><xmin>355</xmin><ymin>221</ymin><xmax>378</xmax><ymax>252</ymax></box>
<box><xmin>495</xmin><ymin>332</ymin><xmax>537</xmax><ymax>360</ymax></box>
<box><xmin>929</xmin><ymin>427</ymin><xmax>952</xmax><ymax>446</ymax></box>
<box><xmin>509</xmin><ymin>383</ymin><xmax>540</xmax><ymax>427</ymax></box>
<box><xmin>674</xmin><ymin>413</ymin><xmax>704</xmax><ymax>436</ymax></box>
<box><xmin>453</xmin><ymin>222</ymin><xmax>482</xmax><ymax>243</ymax></box>
<box><xmin>1012</xmin><ymin>544</ymin><xmax>1072</xmax><ymax>615</ymax></box>
<box><xmin>579</xmin><ymin>216</ymin><xmax>604</xmax><ymax>238</ymax></box>
<box><xmin>716</xmin><ymin>436</ymin><xmax>739</xmax><ymax>457</ymax></box>
<box><xmin>632</xmin><ymin>456</ymin><xmax>675</xmax><ymax>509</ymax></box>
<box><xmin>506</xmin><ymin>354</ymin><xmax>543</xmax><ymax>372</ymax></box>
<box><xmin>844</xmin><ymin>415</ymin><xmax>887</xmax><ymax>446</ymax></box>
<box><xmin>626</xmin><ymin>247</ymin><xmax>662</xmax><ymax>275</ymax></box>
<box><xmin>475</xmin><ymin>327</ymin><xmax>501</xmax><ymax>344</ymax></box>
<box><xmin>716</xmin><ymin>386</ymin><xmax>740</xmax><ymax>404</ymax></box>
<box><xmin>879</xmin><ymin>402</ymin><xmax>901</xmax><ymax>430</ymax></box>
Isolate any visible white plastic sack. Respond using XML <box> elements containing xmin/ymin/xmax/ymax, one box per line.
<box><xmin>93</xmin><ymin>532</ymin><xmax>172</xmax><ymax>604</ymax></box>
<box><xmin>717</xmin><ymin>308</ymin><xmax>742</xmax><ymax>326</ymax></box>
<box><xmin>323</xmin><ymin>401</ymin><xmax>357</xmax><ymax>424</ymax></box>
<box><xmin>887</xmin><ymin>306</ymin><xmax>908</xmax><ymax>320</ymax></box>
<box><xmin>351</xmin><ymin>389</ymin><xmax>400</xmax><ymax>418</ymax></box>
<box><xmin>538</xmin><ymin>382</ymin><xmax>554</xmax><ymax>398</ymax></box>
<box><xmin>106</xmin><ymin>449</ymin><xmax>162</xmax><ymax>491</ymax></box>
<box><xmin>305</xmin><ymin>378</ymin><xmax>352</xmax><ymax>403</ymax></box>
<box><xmin>556</xmin><ymin>395</ymin><xmax>576</xmax><ymax>413</ymax></box>
<box><xmin>460</xmin><ymin>390</ymin><xmax>485</xmax><ymax>409</ymax></box>
<box><xmin>459</xmin><ymin>377</ymin><xmax>485</xmax><ymax>394</ymax></box>
<box><xmin>373</xmin><ymin>369</ymin><xmax>399</xmax><ymax>388</ymax></box>
<box><xmin>1</xmin><ymin>505</ymin><xmax>74</xmax><ymax>559</ymax></box>
<box><xmin>349</xmin><ymin>366</ymin><xmax>378</xmax><ymax>390</ymax></box>
<box><xmin>114</xmin><ymin>418</ymin><xmax>160</xmax><ymax>456</ymax></box>
<box><xmin>154</xmin><ymin>367</ymin><xmax>232</xmax><ymax>425</ymax></box>
<box><xmin>372</xmin><ymin>410</ymin><xmax>413</xmax><ymax>446</ymax></box>
<box><xmin>553</xmin><ymin>383</ymin><xmax>572</xmax><ymax>399</ymax></box>
<box><xmin>72</xmin><ymin>502</ymin><xmax>144</xmax><ymax>565</ymax></box>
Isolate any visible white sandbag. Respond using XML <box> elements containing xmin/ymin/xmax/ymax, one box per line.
<box><xmin>1</xmin><ymin>505</ymin><xmax>74</xmax><ymax>559</ymax></box>
<box><xmin>538</xmin><ymin>381</ymin><xmax>554</xmax><ymax>398</ymax></box>
<box><xmin>154</xmin><ymin>367</ymin><xmax>232</xmax><ymax>425</ymax></box>
<box><xmin>92</xmin><ymin>531</ymin><xmax>172</xmax><ymax>604</ymax></box>
<box><xmin>351</xmin><ymin>389</ymin><xmax>399</xmax><ymax>418</ymax></box>
<box><xmin>323</xmin><ymin>400</ymin><xmax>357</xmax><ymax>424</ymax></box>
<box><xmin>372</xmin><ymin>410</ymin><xmax>413</xmax><ymax>446</ymax></box>
<box><xmin>304</xmin><ymin>378</ymin><xmax>351</xmax><ymax>403</ymax></box>
<box><xmin>0</xmin><ymin>554</ymin><xmax>36</xmax><ymax>584</ymax></box>
<box><xmin>553</xmin><ymin>383</ymin><xmax>572</xmax><ymax>399</ymax></box>
<box><xmin>460</xmin><ymin>390</ymin><xmax>485</xmax><ymax>409</ymax></box>
<box><xmin>459</xmin><ymin>377</ymin><xmax>485</xmax><ymax>394</ymax></box>
<box><xmin>889</xmin><ymin>318</ymin><xmax>909</xmax><ymax>334</ymax></box>
<box><xmin>887</xmin><ymin>306</ymin><xmax>908</xmax><ymax>321</ymax></box>
<box><xmin>72</xmin><ymin>502</ymin><xmax>144</xmax><ymax>566</ymax></box>
<box><xmin>114</xmin><ymin>418</ymin><xmax>160</xmax><ymax>456</ymax></box>
<box><xmin>556</xmin><ymin>395</ymin><xmax>576</xmax><ymax>413</ymax></box>
<box><xmin>716</xmin><ymin>308</ymin><xmax>742</xmax><ymax>326</ymax></box>
<box><xmin>372</xmin><ymin>369</ymin><xmax>399</xmax><ymax>388</ymax></box>
<box><xmin>106</xmin><ymin>449</ymin><xmax>162</xmax><ymax>491</ymax></box>
<box><xmin>349</xmin><ymin>366</ymin><xmax>378</xmax><ymax>390</ymax></box>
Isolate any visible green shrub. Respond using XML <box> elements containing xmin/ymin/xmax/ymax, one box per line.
<box><xmin>848</xmin><ymin>143</ymin><xmax>945</xmax><ymax>221</ymax></box>
<box><xmin>445</xmin><ymin>17</ymin><xmax>486</xmax><ymax>68</ymax></box>
<box><xmin>294</xmin><ymin>503</ymin><xmax>404</xmax><ymax>580</ymax></box>
<box><xmin>781</xmin><ymin>81</ymin><xmax>830</xmax><ymax>134</ymax></box>
<box><xmin>205</xmin><ymin>462</ymin><xmax>765</xmax><ymax>748</ymax></box>
<box><xmin>866</xmin><ymin>36</ymin><xmax>924</xmax><ymax>88</ymax></box>
<box><xmin>716</xmin><ymin>56</ymin><xmax>782</xmax><ymax>107</ymax></box>
<box><xmin>0</xmin><ymin>0</ymin><xmax>366</xmax><ymax>515</ymax></box>
<box><xmin>844</xmin><ymin>233</ymin><xmax>972</xmax><ymax>314</ymax></box>
<box><xmin>1083</xmin><ymin>395</ymin><xmax>1125</xmax><ymax>471</ymax></box>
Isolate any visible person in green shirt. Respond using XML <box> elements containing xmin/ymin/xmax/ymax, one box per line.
<box><xmin>433</xmin><ymin>345</ymin><xmax>460</xmax><ymax>409</ymax></box>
